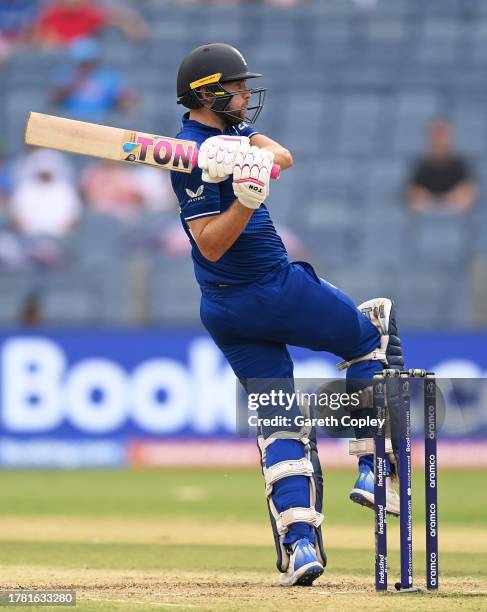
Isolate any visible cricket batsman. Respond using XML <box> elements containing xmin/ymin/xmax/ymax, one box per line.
<box><xmin>171</xmin><ymin>43</ymin><xmax>404</xmax><ymax>586</ymax></box>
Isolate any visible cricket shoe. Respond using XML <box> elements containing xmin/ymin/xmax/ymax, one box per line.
<box><xmin>279</xmin><ymin>538</ymin><xmax>324</xmax><ymax>587</ymax></box>
<box><xmin>349</xmin><ymin>459</ymin><xmax>400</xmax><ymax>516</ymax></box>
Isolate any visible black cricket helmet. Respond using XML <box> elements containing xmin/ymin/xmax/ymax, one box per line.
<box><xmin>177</xmin><ymin>43</ymin><xmax>266</xmax><ymax>125</ymax></box>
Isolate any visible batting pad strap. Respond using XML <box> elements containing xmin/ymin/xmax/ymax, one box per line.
<box><xmin>258</xmin><ymin>433</ymin><xmax>310</xmax><ymax>453</ymax></box>
<box><xmin>349</xmin><ymin>437</ymin><xmax>393</xmax><ymax>457</ymax></box>
<box><xmin>337</xmin><ymin>349</ymin><xmax>387</xmax><ymax>372</ymax></box>
<box><xmin>276</xmin><ymin>507</ymin><xmax>324</xmax><ymax>536</ymax></box>
<box><xmin>263</xmin><ymin>458</ymin><xmax>314</xmax><ymax>497</ymax></box>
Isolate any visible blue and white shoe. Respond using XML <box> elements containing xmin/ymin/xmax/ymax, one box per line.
<box><xmin>350</xmin><ymin>459</ymin><xmax>400</xmax><ymax>516</ymax></box>
<box><xmin>279</xmin><ymin>538</ymin><xmax>324</xmax><ymax>587</ymax></box>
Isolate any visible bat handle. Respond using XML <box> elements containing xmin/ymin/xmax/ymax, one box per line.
<box><xmin>270</xmin><ymin>164</ymin><xmax>281</xmax><ymax>180</ymax></box>
<box><xmin>192</xmin><ymin>149</ymin><xmax>280</xmax><ymax>180</ymax></box>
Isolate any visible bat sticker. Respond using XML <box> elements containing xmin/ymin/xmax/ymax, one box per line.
<box><xmin>122</xmin><ymin>137</ymin><xmax>194</xmax><ymax>169</ymax></box>
<box><xmin>123</xmin><ymin>142</ymin><xmax>140</xmax><ymax>162</ymax></box>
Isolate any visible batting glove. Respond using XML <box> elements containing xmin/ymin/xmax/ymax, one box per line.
<box><xmin>198</xmin><ymin>135</ymin><xmax>250</xmax><ymax>183</ymax></box>
<box><xmin>232</xmin><ymin>146</ymin><xmax>275</xmax><ymax>210</ymax></box>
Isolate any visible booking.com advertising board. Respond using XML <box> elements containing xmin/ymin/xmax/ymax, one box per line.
<box><xmin>0</xmin><ymin>330</ymin><xmax>486</xmax><ymax>468</ymax></box>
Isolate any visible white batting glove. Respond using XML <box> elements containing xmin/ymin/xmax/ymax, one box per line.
<box><xmin>232</xmin><ymin>146</ymin><xmax>275</xmax><ymax>210</ymax></box>
<box><xmin>198</xmin><ymin>135</ymin><xmax>250</xmax><ymax>183</ymax></box>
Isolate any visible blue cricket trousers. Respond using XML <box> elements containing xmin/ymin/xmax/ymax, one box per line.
<box><xmin>200</xmin><ymin>260</ymin><xmax>380</xmax><ymax>545</ymax></box>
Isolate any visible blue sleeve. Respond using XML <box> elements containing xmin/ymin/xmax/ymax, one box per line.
<box><xmin>171</xmin><ymin>166</ymin><xmax>221</xmax><ymax>222</ymax></box>
<box><xmin>227</xmin><ymin>121</ymin><xmax>260</xmax><ymax>139</ymax></box>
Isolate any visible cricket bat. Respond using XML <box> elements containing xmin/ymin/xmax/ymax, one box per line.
<box><xmin>24</xmin><ymin>112</ymin><xmax>280</xmax><ymax>179</ymax></box>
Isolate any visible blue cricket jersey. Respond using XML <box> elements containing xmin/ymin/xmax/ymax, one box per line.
<box><xmin>170</xmin><ymin>114</ymin><xmax>288</xmax><ymax>288</ymax></box>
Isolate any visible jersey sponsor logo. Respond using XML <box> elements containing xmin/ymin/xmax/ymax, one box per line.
<box><xmin>185</xmin><ymin>185</ymin><xmax>204</xmax><ymax>201</ymax></box>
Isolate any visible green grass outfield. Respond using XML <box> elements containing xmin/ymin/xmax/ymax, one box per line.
<box><xmin>0</xmin><ymin>468</ymin><xmax>485</xmax><ymax>611</ymax></box>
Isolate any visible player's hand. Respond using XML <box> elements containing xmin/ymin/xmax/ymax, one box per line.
<box><xmin>198</xmin><ymin>135</ymin><xmax>250</xmax><ymax>183</ymax></box>
<box><xmin>232</xmin><ymin>146</ymin><xmax>274</xmax><ymax>210</ymax></box>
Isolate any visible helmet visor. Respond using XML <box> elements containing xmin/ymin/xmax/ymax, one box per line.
<box><xmin>193</xmin><ymin>83</ymin><xmax>266</xmax><ymax>125</ymax></box>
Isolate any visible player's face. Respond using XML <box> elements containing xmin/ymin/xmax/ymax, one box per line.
<box><xmin>429</xmin><ymin>120</ymin><xmax>452</xmax><ymax>157</ymax></box>
<box><xmin>224</xmin><ymin>80</ymin><xmax>251</xmax><ymax>120</ymax></box>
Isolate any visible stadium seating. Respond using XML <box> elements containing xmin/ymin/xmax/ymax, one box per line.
<box><xmin>2</xmin><ymin>0</ymin><xmax>486</xmax><ymax>329</ymax></box>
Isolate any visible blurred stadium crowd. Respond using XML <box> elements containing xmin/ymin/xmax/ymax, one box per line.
<box><xmin>0</xmin><ymin>0</ymin><xmax>486</xmax><ymax>329</ymax></box>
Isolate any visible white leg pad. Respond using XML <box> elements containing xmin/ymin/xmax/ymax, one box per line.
<box><xmin>264</xmin><ymin>457</ymin><xmax>314</xmax><ymax>497</ymax></box>
<box><xmin>336</xmin><ymin>297</ymin><xmax>393</xmax><ymax>371</ymax></box>
<box><xmin>258</xmin><ymin>433</ymin><xmax>324</xmax><ymax>570</ymax></box>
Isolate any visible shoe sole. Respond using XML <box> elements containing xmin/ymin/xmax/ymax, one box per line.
<box><xmin>295</xmin><ymin>565</ymin><xmax>324</xmax><ymax>586</ymax></box>
<box><xmin>350</xmin><ymin>489</ymin><xmax>400</xmax><ymax>517</ymax></box>
<box><xmin>280</xmin><ymin>562</ymin><xmax>324</xmax><ymax>587</ymax></box>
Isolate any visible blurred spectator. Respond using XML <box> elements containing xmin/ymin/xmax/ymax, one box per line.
<box><xmin>49</xmin><ymin>38</ymin><xmax>136</xmax><ymax>118</ymax></box>
<box><xmin>18</xmin><ymin>292</ymin><xmax>44</xmax><ymax>326</ymax></box>
<box><xmin>8</xmin><ymin>149</ymin><xmax>82</xmax><ymax>237</ymax></box>
<box><xmin>15</xmin><ymin>142</ymin><xmax>74</xmax><ymax>183</ymax></box>
<box><xmin>160</xmin><ymin>220</ymin><xmax>190</xmax><ymax>257</ymax></box>
<box><xmin>81</xmin><ymin>160</ymin><xmax>146</xmax><ymax>222</ymax></box>
<box><xmin>276</xmin><ymin>225</ymin><xmax>311</xmax><ymax>259</ymax></box>
<box><xmin>0</xmin><ymin>0</ymin><xmax>40</xmax><ymax>66</ymax></box>
<box><xmin>33</xmin><ymin>0</ymin><xmax>148</xmax><ymax>47</ymax></box>
<box><xmin>81</xmin><ymin>161</ymin><xmax>179</xmax><ymax>222</ymax></box>
<box><xmin>134</xmin><ymin>166</ymin><xmax>179</xmax><ymax>212</ymax></box>
<box><xmin>407</xmin><ymin>118</ymin><xmax>477</xmax><ymax>213</ymax></box>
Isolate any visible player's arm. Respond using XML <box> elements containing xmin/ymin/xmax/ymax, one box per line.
<box><xmin>229</xmin><ymin>123</ymin><xmax>293</xmax><ymax>171</ymax></box>
<box><xmin>188</xmin><ymin>202</ymin><xmax>253</xmax><ymax>262</ymax></box>
<box><xmin>249</xmin><ymin>133</ymin><xmax>293</xmax><ymax>171</ymax></box>
<box><xmin>190</xmin><ymin>146</ymin><xmax>273</xmax><ymax>262</ymax></box>
<box><xmin>441</xmin><ymin>160</ymin><xmax>476</xmax><ymax>211</ymax></box>
<box><xmin>442</xmin><ymin>181</ymin><xmax>476</xmax><ymax>211</ymax></box>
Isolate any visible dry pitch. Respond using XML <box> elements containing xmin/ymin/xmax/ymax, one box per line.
<box><xmin>0</xmin><ymin>469</ymin><xmax>485</xmax><ymax>611</ymax></box>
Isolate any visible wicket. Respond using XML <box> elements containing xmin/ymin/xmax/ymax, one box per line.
<box><xmin>373</xmin><ymin>369</ymin><xmax>439</xmax><ymax>593</ymax></box>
